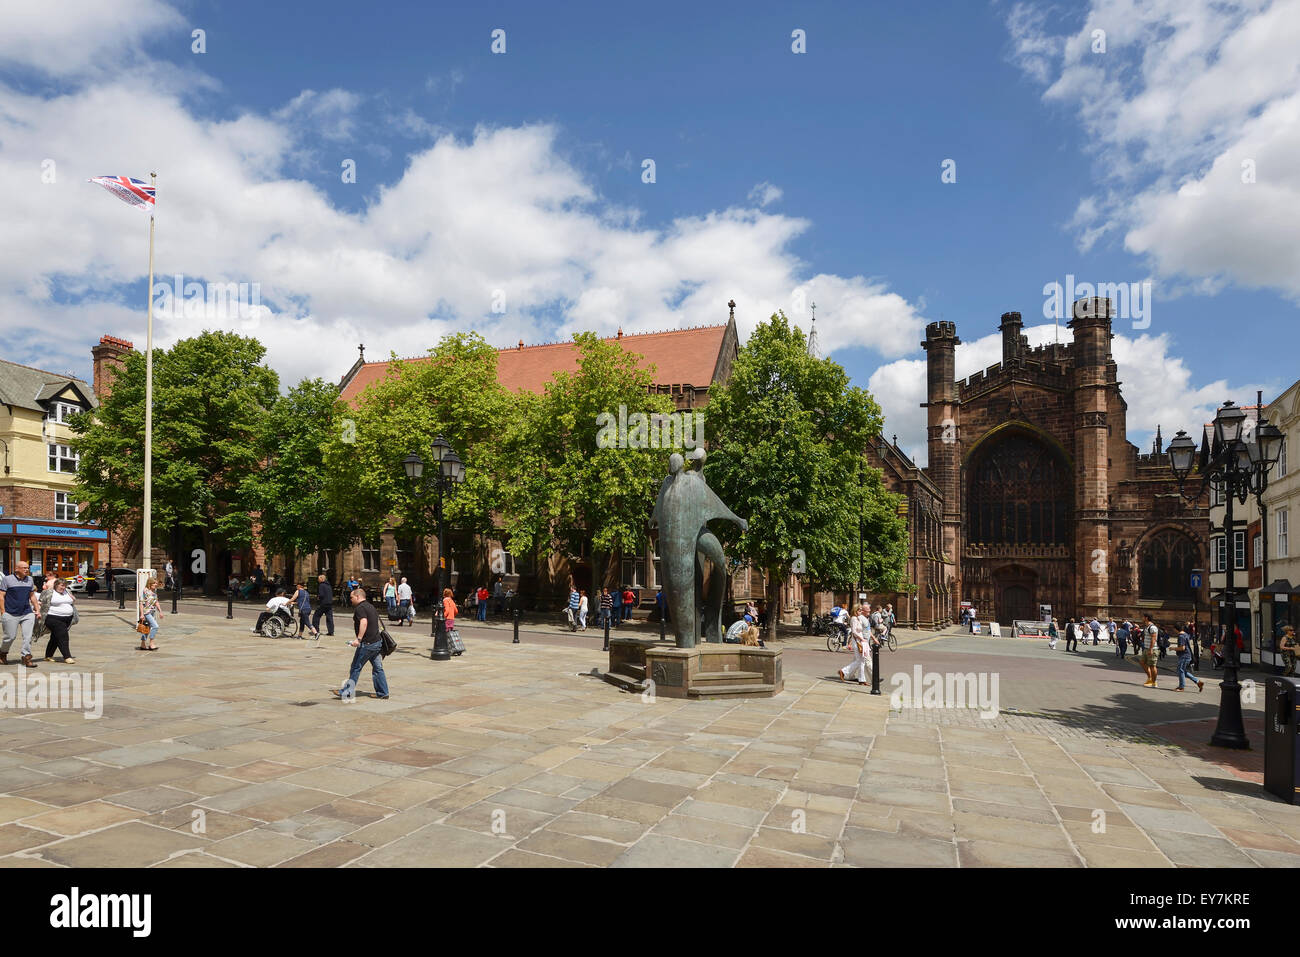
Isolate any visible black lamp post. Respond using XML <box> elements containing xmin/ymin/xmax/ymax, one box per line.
<box><xmin>1167</xmin><ymin>401</ymin><xmax>1283</xmax><ymax>749</ymax></box>
<box><xmin>403</xmin><ymin>437</ymin><xmax>466</xmax><ymax>661</ymax></box>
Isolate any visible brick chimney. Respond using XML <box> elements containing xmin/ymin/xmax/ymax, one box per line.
<box><xmin>92</xmin><ymin>335</ymin><xmax>134</xmax><ymax>402</ymax></box>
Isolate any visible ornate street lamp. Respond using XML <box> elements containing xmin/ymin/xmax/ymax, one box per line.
<box><xmin>402</xmin><ymin>436</ymin><xmax>466</xmax><ymax>661</ymax></box>
<box><xmin>1168</xmin><ymin>400</ymin><xmax>1281</xmax><ymax>750</ymax></box>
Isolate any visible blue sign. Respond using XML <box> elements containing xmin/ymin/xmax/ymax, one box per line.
<box><xmin>0</xmin><ymin>523</ymin><xmax>11</xmax><ymax>534</ymax></box>
<box><xmin>1190</xmin><ymin>572</ymin><xmax>1202</xmax><ymax>589</ymax></box>
<box><xmin>14</xmin><ymin>523</ymin><xmax>108</xmax><ymax>541</ymax></box>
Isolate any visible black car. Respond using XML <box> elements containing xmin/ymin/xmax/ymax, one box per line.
<box><xmin>101</xmin><ymin>567</ymin><xmax>137</xmax><ymax>597</ymax></box>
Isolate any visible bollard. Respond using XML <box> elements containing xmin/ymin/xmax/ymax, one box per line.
<box><xmin>603</xmin><ymin>614</ymin><xmax>611</xmax><ymax>652</ymax></box>
<box><xmin>171</xmin><ymin>586</ymin><xmax>178</xmax><ymax>615</ymax></box>
<box><xmin>512</xmin><ymin>605</ymin><xmax>520</xmax><ymax>644</ymax></box>
<box><xmin>118</xmin><ymin>586</ymin><xmax>125</xmax><ymax>611</ymax></box>
<box><xmin>870</xmin><ymin>640</ymin><xmax>881</xmax><ymax>695</ymax></box>
<box><xmin>226</xmin><ymin>589</ymin><xmax>234</xmax><ymax>620</ymax></box>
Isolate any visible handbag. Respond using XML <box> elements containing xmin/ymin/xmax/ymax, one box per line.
<box><xmin>71</xmin><ymin>607</ymin><xmax>80</xmax><ymax>626</ymax></box>
<box><xmin>380</xmin><ymin>628</ymin><xmax>397</xmax><ymax>657</ymax></box>
<box><xmin>135</xmin><ymin>619</ymin><xmax>151</xmax><ymax>635</ymax></box>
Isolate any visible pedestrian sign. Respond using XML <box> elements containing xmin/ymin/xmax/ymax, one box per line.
<box><xmin>1190</xmin><ymin>572</ymin><xmax>1202</xmax><ymax>589</ymax></box>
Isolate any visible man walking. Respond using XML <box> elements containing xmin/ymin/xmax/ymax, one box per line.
<box><xmin>332</xmin><ymin>587</ymin><xmax>389</xmax><ymax>700</ymax></box>
<box><xmin>313</xmin><ymin>573</ymin><xmax>335</xmax><ymax>636</ymax></box>
<box><xmin>476</xmin><ymin>583</ymin><xmax>489</xmax><ymax>622</ymax></box>
<box><xmin>397</xmin><ymin>577</ymin><xmax>414</xmax><ymax>626</ymax></box>
<box><xmin>1089</xmin><ymin>616</ymin><xmax>1101</xmax><ymax>645</ymax></box>
<box><xmin>1174</xmin><ymin>625</ymin><xmax>1204</xmax><ymax>692</ymax></box>
<box><xmin>0</xmin><ymin>560</ymin><xmax>41</xmax><ymax>667</ymax></box>
<box><xmin>600</xmin><ymin>587</ymin><xmax>613</xmax><ymax>629</ymax></box>
<box><xmin>1064</xmin><ymin>617</ymin><xmax>1078</xmax><ymax>653</ymax></box>
<box><xmin>566</xmin><ymin>586</ymin><xmax>581</xmax><ymax>630</ymax></box>
<box><xmin>1116</xmin><ymin>619</ymin><xmax>1130</xmax><ymax>658</ymax></box>
<box><xmin>1139</xmin><ymin>613</ymin><xmax>1160</xmax><ymax>688</ymax></box>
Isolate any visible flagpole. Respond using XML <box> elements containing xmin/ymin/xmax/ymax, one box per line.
<box><xmin>143</xmin><ymin>171</ymin><xmax>155</xmax><ymax>570</ymax></box>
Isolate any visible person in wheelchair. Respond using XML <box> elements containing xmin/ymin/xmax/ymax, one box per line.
<box><xmin>251</xmin><ymin>589</ymin><xmax>295</xmax><ymax>636</ymax></box>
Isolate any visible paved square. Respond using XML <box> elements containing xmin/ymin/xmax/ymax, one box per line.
<box><xmin>0</xmin><ymin>603</ymin><xmax>1296</xmax><ymax>867</ymax></box>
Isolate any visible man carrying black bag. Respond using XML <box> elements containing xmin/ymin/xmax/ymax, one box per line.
<box><xmin>332</xmin><ymin>587</ymin><xmax>390</xmax><ymax>700</ymax></box>
<box><xmin>313</xmin><ymin>573</ymin><xmax>335</xmax><ymax>637</ymax></box>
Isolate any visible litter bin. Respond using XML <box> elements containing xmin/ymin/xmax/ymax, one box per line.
<box><xmin>1264</xmin><ymin>676</ymin><xmax>1300</xmax><ymax>805</ymax></box>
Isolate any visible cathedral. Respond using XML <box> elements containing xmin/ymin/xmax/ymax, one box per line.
<box><xmin>871</xmin><ymin>297</ymin><xmax>1209</xmax><ymax>628</ymax></box>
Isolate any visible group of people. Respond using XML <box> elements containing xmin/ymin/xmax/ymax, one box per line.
<box><xmin>380</xmin><ymin>577</ymin><xmax>416</xmax><ymax>626</ymax></box>
<box><xmin>836</xmin><ymin>602</ymin><xmax>889</xmax><ymax>685</ymax></box>
<box><xmin>1</xmin><ymin>560</ymin><xmax>82</xmax><ymax>666</ymax></box>
<box><xmin>565</xmin><ymin>584</ymin><xmax>640</xmax><ymax>631</ymax></box>
<box><xmin>1047</xmin><ymin>612</ymin><xmax>1206</xmax><ymax>691</ymax></box>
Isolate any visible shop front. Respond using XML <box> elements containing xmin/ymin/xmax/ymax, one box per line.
<box><xmin>0</xmin><ymin>522</ymin><xmax>109</xmax><ymax>580</ymax></box>
<box><xmin>1260</xmin><ymin>580</ymin><xmax>1298</xmax><ymax>670</ymax></box>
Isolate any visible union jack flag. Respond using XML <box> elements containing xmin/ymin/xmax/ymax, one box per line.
<box><xmin>88</xmin><ymin>175</ymin><xmax>156</xmax><ymax>210</ymax></box>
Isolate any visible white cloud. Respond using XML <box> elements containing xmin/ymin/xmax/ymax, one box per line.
<box><xmin>747</xmin><ymin>181</ymin><xmax>783</xmax><ymax>207</ymax></box>
<box><xmin>0</xmin><ymin>0</ymin><xmax>184</xmax><ymax>77</ymax></box>
<box><xmin>870</xmin><ymin>321</ymin><xmax>1274</xmax><ymax>468</ymax></box>
<box><xmin>1006</xmin><ymin>0</ymin><xmax>1300</xmax><ymax>299</ymax></box>
<box><xmin>0</xmin><ymin>48</ymin><xmax>927</xmax><ymax>391</ymax></box>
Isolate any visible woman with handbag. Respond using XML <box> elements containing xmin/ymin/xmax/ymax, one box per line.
<box><xmin>138</xmin><ymin>578</ymin><xmax>161</xmax><ymax>651</ymax></box>
<box><xmin>42</xmin><ymin>578</ymin><xmax>77</xmax><ymax>664</ymax></box>
<box><xmin>1281</xmin><ymin>625</ymin><xmax>1297</xmax><ymax>677</ymax></box>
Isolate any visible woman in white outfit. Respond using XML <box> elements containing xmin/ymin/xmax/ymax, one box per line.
<box><xmin>838</xmin><ymin>604</ymin><xmax>871</xmax><ymax>685</ymax></box>
<box><xmin>578</xmin><ymin>590</ymin><xmax>589</xmax><ymax>630</ymax></box>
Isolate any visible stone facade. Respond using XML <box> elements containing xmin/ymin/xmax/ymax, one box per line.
<box><xmin>915</xmin><ymin>299</ymin><xmax>1210</xmax><ymax>627</ymax></box>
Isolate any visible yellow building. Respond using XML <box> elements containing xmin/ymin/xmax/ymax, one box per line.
<box><xmin>1261</xmin><ymin>380</ymin><xmax>1299</xmax><ymax>667</ymax></box>
<box><xmin>0</xmin><ymin>357</ymin><xmax>108</xmax><ymax>580</ymax></box>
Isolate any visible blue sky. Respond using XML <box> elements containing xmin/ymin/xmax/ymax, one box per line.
<box><xmin>3</xmin><ymin>0</ymin><xmax>1297</xmax><ymax>462</ymax></box>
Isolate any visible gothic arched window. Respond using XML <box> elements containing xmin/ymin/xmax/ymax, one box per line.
<box><xmin>968</xmin><ymin>433</ymin><xmax>1070</xmax><ymax>546</ymax></box>
<box><xmin>1139</xmin><ymin>529</ymin><xmax>1199</xmax><ymax>600</ymax></box>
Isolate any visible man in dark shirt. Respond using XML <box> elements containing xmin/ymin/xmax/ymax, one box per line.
<box><xmin>0</xmin><ymin>560</ymin><xmax>41</xmax><ymax>667</ymax></box>
<box><xmin>313</xmin><ymin>574</ymin><xmax>335</xmax><ymax>636</ymax></box>
<box><xmin>332</xmin><ymin>587</ymin><xmax>389</xmax><ymax>700</ymax></box>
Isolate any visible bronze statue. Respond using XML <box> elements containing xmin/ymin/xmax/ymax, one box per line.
<box><xmin>648</xmin><ymin>449</ymin><xmax>748</xmax><ymax>648</ymax></box>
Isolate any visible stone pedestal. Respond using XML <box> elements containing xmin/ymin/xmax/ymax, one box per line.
<box><xmin>603</xmin><ymin>637</ymin><xmax>783</xmax><ymax>699</ymax></box>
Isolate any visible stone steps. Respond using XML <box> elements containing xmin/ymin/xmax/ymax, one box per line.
<box><xmin>690</xmin><ymin>670</ymin><xmax>765</xmax><ymax>683</ymax></box>
<box><xmin>688</xmin><ymin>682</ymin><xmax>778</xmax><ymax>699</ymax></box>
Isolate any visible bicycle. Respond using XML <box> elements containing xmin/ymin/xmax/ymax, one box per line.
<box><xmin>825</xmin><ymin>621</ymin><xmax>851</xmax><ymax>653</ymax></box>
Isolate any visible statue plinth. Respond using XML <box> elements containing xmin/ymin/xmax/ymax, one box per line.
<box><xmin>604</xmin><ymin>637</ymin><xmax>783</xmax><ymax>700</ymax></box>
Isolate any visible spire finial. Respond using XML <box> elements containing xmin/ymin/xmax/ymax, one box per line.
<box><xmin>358</xmin><ymin>343</ymin><xmax>365</xmax><ymax>362</ymax></box>
<box><xmin>810</xmin><ymin>301</ymin><xmax>816</xmax><ymax>323</ymax></box>
<box><xmin>727</xmin><ymin>299</ymin><xmax>736</xmax><ymax>322</ymax></box>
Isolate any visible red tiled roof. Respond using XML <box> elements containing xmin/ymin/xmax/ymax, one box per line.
<box><xmin>340</xmin><ymin>325</ymin><xmax>729</xmax><ymax>407</ymax></box>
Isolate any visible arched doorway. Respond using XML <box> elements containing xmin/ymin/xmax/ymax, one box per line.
<box><xmin>994</xmin><ymin>564</ymin><xmax>1038</xmax><ymax>623</ymax></box>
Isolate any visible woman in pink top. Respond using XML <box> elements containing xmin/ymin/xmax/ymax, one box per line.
<box><xmin>442</xmin><ymin>587</ymin><xmax>456</xmax><ymax>626</ymax></box>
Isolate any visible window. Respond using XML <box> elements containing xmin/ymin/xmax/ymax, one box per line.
<box><xmin>1210</xmin><ymin>536</ymin><xmax>1225</xmax><ymax>573</ymax></box>
<box><xmin>1254</xmin><ymin>533</ymin><xmax>1263</xmax><ymax>568</ymax></box>
<box><xmin>493</xmin><ymin>547</ymin><xmax>517</xmax><ymax>576</ymax></box>
<box><xmin>1210</xmin><ymin>481</ymin><xmax>1224</xmax><ymax>507</ymax></box>
<box><xmin>361</xmin><ymin>541</ymin><xmax>381</xmax><ymax>572</ymax></box>
<box><xmin>1279</xmin><ymin>435</ymin><xmax>1288</xmax><ymax>477</ymax></box>
<box><xmin>54</xmin><ymin>493</ymin><xmax>78</xmax><ymax>521</ymax></box>
<box><xmin>45</xmin><ymin>402</ymin><xmax>82</xmax><ymax>425</ymax></box>
<box><xmin>47</xmin><ymin>444</ymin><xmax>78</xmax><ymax>473</ymax></box>
<box><xmin>1280</xmin><ymin>510</ymin><xmax>1290</xmax><ymax>559</ymax></box>
<box><xmin>968</xmin><ymin>433</ymin><xmax>1070</xmax><ymax>546</ymax></box>
<box><xmin>621</xmin><ymin>556</ymin><xmax>646</xmax><ymax>588</ymax></box>
<box><xmin>1234</xmin><ymin>530</ymin><xmax>1246</xmax><ymax>570</ymax></box>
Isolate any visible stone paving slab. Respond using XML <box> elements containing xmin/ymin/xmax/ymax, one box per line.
<box><xmin>0</xmin><ymin>604</ymin><xmax>1296</xmax><ymax>867</ymax></box>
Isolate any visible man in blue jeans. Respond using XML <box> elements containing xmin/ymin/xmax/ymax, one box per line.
<box><xmin>332</xmin><ymin>587</ymin><xmax>389</xmax><ymax>700</ymax></box>
<box><xmin>1174</xmin><ymin>627</ymin><xmax>1204</xmax><ymax>693</ymax></box>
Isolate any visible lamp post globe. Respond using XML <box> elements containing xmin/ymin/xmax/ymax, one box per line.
<box><xmin>1257</xmin><ymin>422</ymin><xmax>1284</xmax><ymax>469</ymax></box>
<box><xmin>1214</xmin><ymin>401</ymin><xmax>1246</xmax><ymax>446</ymax></box>
<box><xmin>402</xmin><ymin>453</ymin><xmax>423</xmax><ymax>483</ymax></box>
<box><xmin>1168</xmin><ymin>430</ymin><xmax>1196</xmax><ymax>483</ymax></box>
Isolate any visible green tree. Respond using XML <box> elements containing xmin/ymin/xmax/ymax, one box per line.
<box><xmin>71</xmin><ymin>331</ymin><xmax>280</xmax><ymax>591</ymax></box>
<box><xmin>496</xmin><ymin>332</ymin><xmax>677</xmax><ymax>587</ymax></box>
<box><xmin>320</xmin><ymin>332</ymin><xmax>513</xmax><ymax>575</ymax></box>
<box><xmin>704</xmin><ymin>312</ymin><xmax>906</xmax><ymax>639</ymax></box>
<box><xmin>242</xmin><ymin>378</ymin><xmax>361</xmax><ymax>580</ymax></box>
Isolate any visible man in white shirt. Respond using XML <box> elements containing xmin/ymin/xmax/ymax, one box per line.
<box><xmin>252</xmin><ymin>589</ymin><xmax>293</xmax><ymax>634</ymax></box>
<box><xmin>397</xmin><ymin>577</ymin><xmax>414</xmax><ymax>625</ymax></box>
